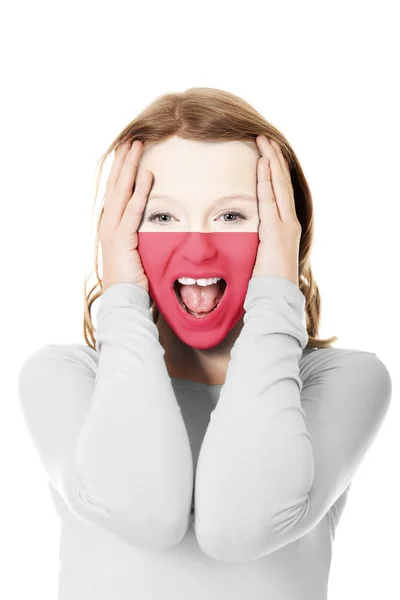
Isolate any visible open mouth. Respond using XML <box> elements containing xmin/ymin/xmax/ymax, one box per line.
<box><xmin>173</xmin><ymin>279</ymin><xmax>227</xmax><ymax>318</ymax></box>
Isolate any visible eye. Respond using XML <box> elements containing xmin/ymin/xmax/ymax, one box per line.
<box><xmin>147</xmin><ymin>210</ymin><xmax>174</xmax><ymax>225</ymax></box>
<box><xmin>219</xmin><ymin>210</ymin><xmax>247</xmax><ymax>225</ymax></box>
<box><xmin>146</xmin><ymin>209</ymin><xmax>247</xmax><ymax>226</ymax></box>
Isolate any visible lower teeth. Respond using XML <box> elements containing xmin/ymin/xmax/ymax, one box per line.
<box><xmin>186</xmin><ymin>305</ymin><xmax>215</xmax><ymax>316</ymax></box>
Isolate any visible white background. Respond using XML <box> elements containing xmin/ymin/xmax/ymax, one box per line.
<box><xmin>2</xmin><ymin>1</ymin><xmax>398</xmax><ymax>598</ymax></box>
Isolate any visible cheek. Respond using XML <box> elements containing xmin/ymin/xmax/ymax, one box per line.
<box><xmin>137</xmin><ymin>232</ymin><xmax>182</xmax><ymax>281</ymax></box>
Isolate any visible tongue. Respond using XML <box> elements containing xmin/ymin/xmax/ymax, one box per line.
<box><xmin>179</xmin><ymin>282</ymin><xmax>224</xmax><ymax>314</ymax></box>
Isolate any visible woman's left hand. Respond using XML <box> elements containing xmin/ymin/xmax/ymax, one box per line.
<box><xmin>252</xmin><ymin>135</ymin><xmax>302</xmax><ymax>288</ymax></box>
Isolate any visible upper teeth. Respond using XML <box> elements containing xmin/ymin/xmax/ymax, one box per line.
<box><xmin>177</xmin><ymin>277</ymin><xmax>221</xmax><ymax>286</ymax></box>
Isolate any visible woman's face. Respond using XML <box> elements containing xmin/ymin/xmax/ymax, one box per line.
<box><xmin>137</xmin><ymin>135</ymin><xmax>261</xmax><ymax>232</ymax></box>
<box><xmin>135</xmin><ymin>135</ymin><xmax>263</xmax><ymax>351</ymax></box>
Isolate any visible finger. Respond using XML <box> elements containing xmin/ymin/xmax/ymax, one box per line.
<box><xmin>105</xmin><ymin>140</ymin><xmax>132</xmax><ymax>191</ymax></box>
<box><xmin>116</xmin><ymin>140</ymin><xmax>145</xmax><ymax>196</ymax></box>
<box><xmin>256</xmin><ymin>136</ymin><xmax>294</xmax><ymax>223</ymax></box>
<box><xmin>104</xmin><ymin>141</ymin><xmax>144</xmax><ymax>228</ymax></box>
<box><xmin>269</xmin><ymin>140</ymin><xmax>292</xmax><ymax>187</ymax></box>
<box><xmin>120</xmin><ymin>169</ymin><xmax>153</xmax><ymax>235</ymax></box>
<box><xmin>269</xmin><ymin>139</ymin><xmax>297</xmax><ymax>222</ymax></box>
<box><xmin>257</xmin><ymin>156</ymin><xmax>282</xmax><ymax>227</ymax></box>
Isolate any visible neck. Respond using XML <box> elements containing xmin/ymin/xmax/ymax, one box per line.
<box><xmin>156</xmin><ymin>311</ymin><xmax>244</xmax><ymax>386</ymax></box>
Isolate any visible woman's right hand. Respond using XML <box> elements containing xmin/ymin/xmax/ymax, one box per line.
<box><xmin>99</xmin><ymin>140</ymin><xmax>153</xmax><ymax>293</ymax></box>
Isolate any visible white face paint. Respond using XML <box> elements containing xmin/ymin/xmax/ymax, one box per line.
<box><xmin>137</xmin><ymin>135</ymin><xmax>261</xmax><ymax>234</ymax></box>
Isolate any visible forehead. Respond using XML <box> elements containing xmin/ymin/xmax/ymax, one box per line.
<box><xmin>139</xmin><ymin>136</ymin><xmax>261</xmax><ymax>175</ymax></box>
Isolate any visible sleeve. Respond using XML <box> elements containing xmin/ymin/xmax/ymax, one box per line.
<box><xmin>193</xmin><ymin>274</ymin><xmax>392</xmax><ymax>562</ymax></box>
<box><xmin>17</xmin><ymin>282</ymin><xmax>194</xmax><ymax>552</ymax></box>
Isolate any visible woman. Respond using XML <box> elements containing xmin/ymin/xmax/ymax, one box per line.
<box><xmin>18</xmin><ymin>87</ymin><xmax>392</xmax><ymax>599</ymax></box>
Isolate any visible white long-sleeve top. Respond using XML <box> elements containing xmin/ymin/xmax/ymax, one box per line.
<box><xmin>17</xmin><ymin>275</ymin><xmax>392</xmax><ymax>599</ymax></box>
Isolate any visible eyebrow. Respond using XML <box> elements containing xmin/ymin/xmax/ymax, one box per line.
<box><xmin>147</xmin><ymin>193</ymin><xmax>257</xmax><ymax>204</ymax></box>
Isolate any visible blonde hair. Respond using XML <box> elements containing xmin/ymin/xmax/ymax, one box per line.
<box><xmin>83</xmin><ymin>87</ymin><xmax>338</xmax><ymax>351</ymax></box>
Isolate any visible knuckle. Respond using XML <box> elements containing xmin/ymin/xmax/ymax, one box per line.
<box><xmin>133</xmin><ymin>182</ymin><xmax>144</xmax><ymax>196</ymax></box>
<box><xmin>283</xmin><ymin>219</ymin><xmax>301</xmax><ymax>233</ymax></box>
<box><xmin>99</xmin><ymin>232</ymin><xmax>112</xmax><ymax>247</ymax></box>
<box><xmin>126</xmin><ymin>197</ymin><xmax>140</xmax><ymax>212</ymax></box>
<box><xmin>99</xmin><ymin>226</ymin><xmax>114</xmax><ymax>244</ymax></box>
<box><xmin>292</xmin><ymin>220</ymin><xmax>302</xmax><ymax>234</ymax></box>
<box><xmin>99</xmin><ymin>218</ymin><xmax>117</xmax><ymax>240</ymax></box>
<box><xmin>104</xmin><ymin>181</ymin><xmax>113</xmax><ymax>195</ymax></box>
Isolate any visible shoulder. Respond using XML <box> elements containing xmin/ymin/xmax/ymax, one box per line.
<box><xmin>299</xmin><ymin>346</ymin><xmax>392</xmax><ymax>405</ymax></box>
<box><xmin>300</xmin><ymin>346</ymin><xmax>391</xmax><ymax>378</ymax></box>
<box><xmin>18</xmin><ymin>343</ymin><xmax>99</xmax><ymax>383</ymax></box>
<box><xmin>17</xmin><ymin>344</ymin><xmax>100</xmax><ymax>422</ymax></box>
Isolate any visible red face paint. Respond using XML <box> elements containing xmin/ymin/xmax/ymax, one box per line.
<box><xmin>137</xmin><ymin>231</ymin><xmax>259</xmax><ymax>349</ymax></box>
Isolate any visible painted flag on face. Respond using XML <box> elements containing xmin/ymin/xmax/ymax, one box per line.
<box><xmin>137</xmin><ymin>231</ymin><xmax>259</xmax><ymax>350</ymax></box>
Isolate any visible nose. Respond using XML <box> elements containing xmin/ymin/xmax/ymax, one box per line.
<box><xmin>177</xmin><ymin>232</ymin><xmax>218</xmax><ymax>265</ymax></box>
